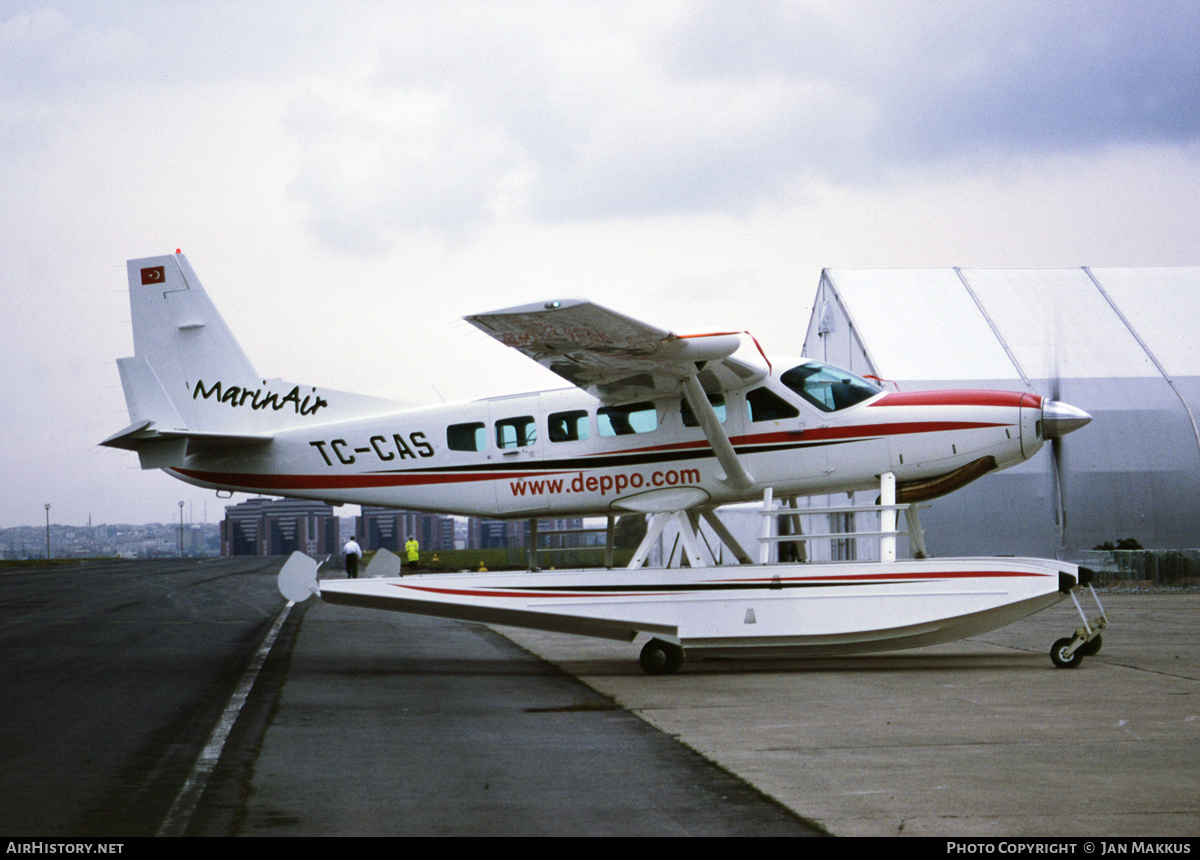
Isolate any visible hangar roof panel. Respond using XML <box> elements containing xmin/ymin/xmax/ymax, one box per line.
<box><xmin>959</xmin><ymin>268</ymin><xmax>1155</xmax><ymax>380</ymax></box>
<box><xmin>1087</xmin><ymin>268</ymin><xmax>1200</xmax><ymax>378</ymax></box>
<box><xmin>820</xmin><ymin>269</ymin><xmax>1017</xmax><ymax>380</ymax></box>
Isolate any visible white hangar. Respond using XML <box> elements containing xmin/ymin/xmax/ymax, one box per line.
<box><xmin>800</xmin><ymin>267</ymin><xmax>1200</xmax><ymax>559</ymax></box>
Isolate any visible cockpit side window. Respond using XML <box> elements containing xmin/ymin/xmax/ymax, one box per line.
<box><xmin>746</xmin><ymin>387</ymin><xmax>799</xmax><ymax>422</ymax></box>
<box><xmin>780</xmin><ymin>362</ymin><xmax>881</xmax><ymax>412</ymax></box>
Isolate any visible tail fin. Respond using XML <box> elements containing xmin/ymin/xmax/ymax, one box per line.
<box><xmin>102</xmin><ymin>251</ymin><xmax>400</xmax><ymax>468</ymax></box>
<box><xmin>124</xmin><ymin>253</ymin><xmax>260</xmax><ymax>432</ymax></box>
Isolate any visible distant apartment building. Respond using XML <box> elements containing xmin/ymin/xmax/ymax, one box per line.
<box><xmin>462</xmin><ymin>517</ymin><xmax>593</xmax><ymax>550</ymax></box>
<box><xmin>468</xmin><ymin>518</ymin><xmax>511</xmax><ymax>549</ymax></box>
<box><xmin>355</xmin><ymin>510</ymin><xmax>594</xmax><ymax>552</ymax></box>
<box><xmin>357</xmin><ymin>507</ymin><xmax>456</xmax><ymax>552</ymax></box>
<box><xmin>222</xmin><ymin>497</ymin><xmax>340</xmax><ymax>556</ymax></box>
<box><xmin>525</xmin><ymin>517</ymin><xmax>590</xmax><ymax>548</ymax></box>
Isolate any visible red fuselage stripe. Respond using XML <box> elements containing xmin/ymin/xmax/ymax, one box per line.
<box><xmin>872</xmin><ymin>391</ymin><xmax>1042</xmax><ymax>409</ymax></box>
<box><xmin>172</xmin><ymin>467</ymin><xmax>560</xmax><ymax>490</ymax></box>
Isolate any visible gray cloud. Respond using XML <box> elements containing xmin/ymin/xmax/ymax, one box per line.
<box><xmin>280</xmin><ymin>1</ymin><xmax>1200</xmax><ymax>253</ymax></box>
<box><xmin>9</xmin><ymin>2</ymin><xmax>1197</xmax><ymax>254</ymax></box>
<box><xmin>666</xmin><ymin>1</ymin><xmax>1200</xmax><ymax>163</ymax></box>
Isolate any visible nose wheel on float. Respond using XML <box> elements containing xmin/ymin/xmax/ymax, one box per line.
<box><xmin>1050</xmin><ymin>568</ymin><xmax>1108</xmax><ymax>668</ymax></box>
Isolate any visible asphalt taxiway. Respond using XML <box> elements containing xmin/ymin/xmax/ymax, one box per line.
<box><xmin>0</xmin><ymin>558</ymin><xmax>284</xmax><ymax>836</ymax></box>
<box><xmin>196</xmin><ymin>598</ymin><xmax>820</xmax><ymax>836</ymax></box>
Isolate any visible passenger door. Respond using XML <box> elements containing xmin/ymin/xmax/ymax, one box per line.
<box><xmin>489</xmin><ymin>395</ymin><xmax>550</xmax><ymax>515</ymax></box>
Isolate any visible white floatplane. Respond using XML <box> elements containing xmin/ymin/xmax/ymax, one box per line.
<box><xmin>104</xmin><ymin>252</ymin><xmax>1106</xmax><ymax>673</ymax></box>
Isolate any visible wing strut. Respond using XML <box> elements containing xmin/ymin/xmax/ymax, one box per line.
<box><xmin>681</xmin><ymin>373</ymin><xmax>755</xmax><ymax>492</ymax></box>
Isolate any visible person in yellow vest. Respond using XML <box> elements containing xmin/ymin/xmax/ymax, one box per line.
<box><xmin>405</xmin><ymin>537</ymin><xmax>419</xmax><ymax>570</ymax></box>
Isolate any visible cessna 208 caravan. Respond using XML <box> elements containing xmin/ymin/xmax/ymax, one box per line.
<box><xmin>103</xmin><ymin>252</ymin><xmax>1104</xmax><ymax>673</ymax></box>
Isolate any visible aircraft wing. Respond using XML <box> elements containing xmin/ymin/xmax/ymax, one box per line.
<box><xmin>465</xmin><ymin>299</ymin><xmax>769</xmax><ymax>404</ymax></box>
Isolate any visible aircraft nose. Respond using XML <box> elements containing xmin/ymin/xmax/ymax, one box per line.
<box><xmin>1042</xmin><ymin>399</ymin><xmax>1092</xmax><ymax>438</ymax></box>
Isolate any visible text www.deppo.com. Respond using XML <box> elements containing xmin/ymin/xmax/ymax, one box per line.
<box><xmin>509</xmin><ymin>468</ymin><xmax>702</xmax><ymax>498</ymax></box>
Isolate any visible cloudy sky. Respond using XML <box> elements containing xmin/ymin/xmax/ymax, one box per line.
<box><xmin>3</xmin><ymin>0</ymin><xmax>1199</xmax><ymax>528</ymax></box>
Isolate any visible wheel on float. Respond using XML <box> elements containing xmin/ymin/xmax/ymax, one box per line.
<box><xmin>1050</xmin><ymin>637</ymin><xmax>1084</xmax><ymax>669</ymax></box>
<box><xmin>1078</xmin><ymin>634</ymin><xmax>1102</xmax><ymax>656</ymax></box>
<box><xmin>639</xmin><ymin>638</ymin><xmax>684</xmax><ymax>675</ymax></box>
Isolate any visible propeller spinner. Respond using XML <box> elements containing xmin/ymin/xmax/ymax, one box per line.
<box><xmin>1041</xmin><ymin>400</ymin><xmax>1092</xmax><ymax>438</ymax></box>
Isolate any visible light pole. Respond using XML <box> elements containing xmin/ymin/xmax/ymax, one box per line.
<box><xmin>179</xmin><ymin>501</ymin><xmax>185</xmax><ymax>557</ymax></box>
<box><xmin>44</xmin><ymin>503</ymin><xmax>50</xmax><ymax>560</ymax></box>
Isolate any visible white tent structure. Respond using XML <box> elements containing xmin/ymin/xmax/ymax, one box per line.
<box><xmin>800</xmin><ymin>267</ymin><xmax>1200</xmax><ymax>559</ymax></box>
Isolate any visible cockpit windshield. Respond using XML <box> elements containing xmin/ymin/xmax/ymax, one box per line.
<box><xmin>779</xmin><ymin>362</ymin><xmax>882</xmax><ymax>412</ymax></box>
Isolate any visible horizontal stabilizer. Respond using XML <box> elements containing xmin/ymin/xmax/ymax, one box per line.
<box><xmin>100</xmin><ymin>421</ymin><xmax>272</xmax><ymax>450</ymax></box>
<box><xmin>100</xmin><ymin>419</ymin><xmax>272</xmax><ymax>469</ymax></box>
<box><xmin>100</xmin><ymin>420</ymin><xmax>273</xmax><ymax>450</ymax></box>
<box><xmin>98</xmin><ymin>419</ymin><xmax>154</xmax><ymax>450</ymax></box>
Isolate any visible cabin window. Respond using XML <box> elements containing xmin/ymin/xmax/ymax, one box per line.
<box><xmin>598</xmin><ymin>402</ymin><xmax>658</xmax><ymax>436</ymax></box>
<box><xmin>496</xmin><ymin>416</ymin><xmax>537</xmax><ymax>449</ymax></box>
<box><xmin>447</xmin><ymin>422</ymin><xmax>486</xmax><ymax>452</ymax></box>
<box><xmin>548</xmin><ymin>409</ymin><xmax>590</xmax><ymax>443</ymax></box>
<box><xmin>746</xmin><ymin>387</ymin><xmax>799</xmax><ymax>422</ymax></box>
<box><xmin>681</xmin><ymin>393</ymin><xmax>726</xmax><ymax>427</ymax></box>
<box><xmin>780</xmin><ymin>362</ymin><xmax>881</xmax><ymax>412</ymax></box>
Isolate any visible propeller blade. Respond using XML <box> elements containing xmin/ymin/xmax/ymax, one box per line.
<box><xmin>1041</xmin><ymin>394</ymin><xmax>1088</xmax><ymax>554</ymax></box>
<box><xmin>1050</xmin><ymin>434</ymin><xmax>1066</xmax><ymax>530</ymax></box>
